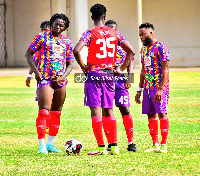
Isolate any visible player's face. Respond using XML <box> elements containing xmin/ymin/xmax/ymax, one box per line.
<box><xmin>41</xmin><ymin>25</ymin><xmax>50</xmax><ymax>32</ymax></box>
<box><xmin>106</xmin><ymin>24</ymin><xmax>117</xmax><ymax>30</ymax></box>
<box><xmin>41</xmin><ymin>26</ymin><xmax>50</xmax><ymax>32</ymax></box>
<box><xmin>52</xmin><ymin>18</ymin><xmax>66</xmax><ymax>36</ymax></box>
<box><xmin>139</xmin><ymin>28</ymin><xmax>151</xmax><ymax>46</ymax></box>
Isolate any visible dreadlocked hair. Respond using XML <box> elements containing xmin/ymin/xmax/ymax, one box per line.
<box><xmin>50</xmin><ymin>13</ymin><xmax>70</xmax><ymax>30</ymax></box>
<box><xmin>105</xmin><ymin>20</ymin><xmax>117</xmax><ymax>26</ymax></box>
<box><xmin>40</xmin><ymin>21</ymin><xmax>50</xmax><ymax>29</ymax></box>
<box><xmin>90</xmin><ymin>3</ymin><xmax>107</xmax><ymax>20</ymax></box>
<box><xmin>139</xmin><ymin>22</ymin><xmax>154</xmax><ymax>30</ymax></box>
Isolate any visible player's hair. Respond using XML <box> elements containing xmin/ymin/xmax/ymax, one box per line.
<box><xmin>139</xmin><ymin>22</ymin><xmax>154</xmax><ymax>30</ymax></box>
<box><xmin>40</xmin><ymin>21</ymin><xmax>50</xmax><ymax>29</ymax></box>
<box><xmin>105</xmin><ymin>20</ymin><xmax>117</xmax><ymax>26</ymax></box>
<box><xmin>90</xmin><ymin>3</ymin><xmax>107</xmax><ymax>20</ymax></box>
<box><xmin>50</xmin><ymin>13</ymin><xmax>70</xmax><ymax>30</ymax></box>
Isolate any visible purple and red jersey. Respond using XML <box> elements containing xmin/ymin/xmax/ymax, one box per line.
<box><xmin>29</xmin><ymin>30</ymin><xmax>74</xmax><ymax>80</ymax></box>
<box><xmin>115</xmin><ymin>46</ymin><xmax>134</xmax><ymax>67</ymax></box>
<box><xmin>79</xmin><ymin>25</ymin><xmax>126</xmax><ymax>71</ymax></box>
<box><xmin>140</xmin><ymin>41</ymin><xmax>170</xmax><ymax>93</ymax></box>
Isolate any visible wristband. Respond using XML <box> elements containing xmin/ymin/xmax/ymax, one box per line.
<box><xmin>26</xmin><ymin>74</ymin><xmax>33</xmax><ymax>79</ymax></box>
<box><xmin>136</xmin><ymin>86</ymin><xmax>143</xmax><ymax>91</ymax></box>
<box><xmin>116</xmin><ymin>67</ymin><xmax>123</xmax><ymax>74</ymax></box>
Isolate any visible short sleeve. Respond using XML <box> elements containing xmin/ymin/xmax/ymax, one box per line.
<box><xmin>29</xmin><ymin>33</ymin><xmax>44</xmax><ymax>53</ymax></box>
<box><xmin>79</xmin><ymin>30</ymin><xmax>92</xmax><ymax>46</ymax></box>
<box><xmin>116</xmin><ymin>30</ymin><xmax>126</xmax><ymax>46</ymax></box>
<box><xmin>158</xmin><ymin>44</ymin><xmax>170</xmax><ymax>62</ymax></box>
<box><xmin>66</xmin><ymin>39</ymin><xmax>74</xmax><ymax>62</ymax></box>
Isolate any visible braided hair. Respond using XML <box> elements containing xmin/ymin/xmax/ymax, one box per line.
<box><xmin>139</xmin><ymin>22</ymin><xmax>154</xmax><ymax>30</ymax></box>
<box><xmin>50</xmin><ymin>13</ymin><xmax>70</xmax><ymax>30</ymax></box>
<box><xmin>90</xmin><ymin>3</ymin><xmax>107</xmax><ymax>20</ymax></box>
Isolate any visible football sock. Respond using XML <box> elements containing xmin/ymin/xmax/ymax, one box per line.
<box><xmin>102</xmin><ymin>116</ymin><xmax>110</xmax><ymax>142</ymax></box>
<box><xmin>36</xmin><ymin>109</ymin><xmax>49</xmax><ymax>139</ymax></box>
<box><xmin>159</xmin><ymin>117</ymin><xmax>169</xmax><ymax>144</ymax></box>
<box><xmin>148</xmin><ymin>118</ymin><xmax>159</xmax><ymax>145</ymax></box>
<box><xmin>39</xmin><ymin>138</ymin><xmax>45</xmax><ymax>145</ymax></box>
<box><xmin>47</xmin><ymin>135</ymin><xmax>56</xmax><ymax>145</ymax></box>
<box><xmin>49</xmin><ymin>111</ymin><xmax>61</xmax><ymax>136</ymax></box>
<box><xmin>122</xmin><ymin>114</ymin><xmax>133</xmax><ymax>143</ymax></box>
<box><xmin>102</xmin><ymin>115</ymin><xmax>117</xmax><ymax>144</ymax></box>
<box><xmin>46</xmin><ymin>113</ymin><xmax>50</xmax><ymax>128</ymax></box>
<box><xmin>91</xmin><ymin>116</ymin><xmax>104</xmax><ymax>146</ymax></box>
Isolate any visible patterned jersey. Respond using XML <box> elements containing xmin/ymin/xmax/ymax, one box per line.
<box><xmin>33</xmin><ymin>51</ymin><xmax>40</xmax><ymax>63</ymax></box>
<box><xmin>79</xmin><ymin>25</ymin><xmax>126</xmax><ymax>71</ymax></box>
<box><xmin>29</xmin><ymin>30</ymin><xmax>74</xmax><ymax>79</ymax></box>
<box><xmin>115</xmin><ymin>45</ymin><xmax>134</xmax><ymax>66</ymax></box>
<box><xmin>140</xmin><ymin>41</ymin><xmax>170</xmax><ymax>93</ymax></box>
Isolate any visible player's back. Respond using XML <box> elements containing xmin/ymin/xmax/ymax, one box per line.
<box><xmin>87</xmin><ymin>25</ymin><xmax>118</xmax><ymax>69</ymax></box>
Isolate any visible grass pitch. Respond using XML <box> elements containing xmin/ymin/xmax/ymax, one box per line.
<box><xmin>0</xmin><ymin>71</ymin><xmax>199</xmax><ymax>175</ymax></box>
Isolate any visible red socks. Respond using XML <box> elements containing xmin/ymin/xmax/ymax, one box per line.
<box><xmin>102</xmin><ymin>115</ymin><xmax>117</xmax><ymax>144</ymax></box>
<box><xmin>122</xmin><ymin>114</ymin><xmax>133</xmax><ymax>143</ymax></box>
<box><xmin>49</xmin><ymin>111</ymin><xmax>61</xmax><ymax>136</ymax></box>
<box><xmin>36</xmin><ymin>109</ymin><xmax>49</xmax><ymax>139</ymax></box>
<box><xmin>92</xmin><ymin>116</ymin><xmax>104</xmax><ymax>146</ymax></box>
<box><xmin>159</xmin><ymin>117</ymin><xmax>169</xmax><ymax>144</ymax></box>
<box><xmin>148</xmin><ymin>118</ymin><xmax>159</xmax><ymax>145</ymax></box>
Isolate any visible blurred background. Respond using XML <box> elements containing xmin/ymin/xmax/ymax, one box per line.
<box><xmin>0</xmin><ymin>0</ymin><xmax>199</xmax><ymax>68</ymax></box>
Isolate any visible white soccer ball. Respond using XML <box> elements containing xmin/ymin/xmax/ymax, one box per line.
<box><xmin>65</xmin><ymin>138</ymin><xmax>83</xmax><ymax>155</ymax></box>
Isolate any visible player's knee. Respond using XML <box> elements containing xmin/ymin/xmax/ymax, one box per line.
<box><xmin>158</xmin><ymin>113</ymin><xmax>168</xmax><ymax>119</ymax></box>
<box><xmin>119</xmin><ymin>106</ymin><xmax>130</xmax><ymax>116</ymax></box>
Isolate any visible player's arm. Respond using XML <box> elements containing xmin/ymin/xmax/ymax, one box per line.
<box><xmin>119</xmin><ymin>41</ymin><xmax>135</xmax><ymax>72</ymax></box>
<box><xmin>135</xmin><ymin>63</ymin><xmax>145</xmax><ymax>104</ymax></box>
<box><xmin>25</xmin><ymin>62</ymin><xmax>38</xmax><ymax>87</ymax></box>
<box><xmin>25</xmin><ymin>48</ymin><xmax>42</xmax><ymax>81</ymax></box>
<box><xmin>52</xmin><ymin>61</ymin><xmax>73</xmax><ymax>86</ymax></box>
<box><xmin>124</xmin><ymin>60</ymin><xmax>133</xmax><ymax>89</ymax></box>
<box><xmin>73</xmin><ymin>41</ymin><xmax>90</xmax><ymax>73</ymax></box>
<box><xmin>154</xmin><ymin>61</ymin><xmax>169</xmax><ymax>103</ymax></box>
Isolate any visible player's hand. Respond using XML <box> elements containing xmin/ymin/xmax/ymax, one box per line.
<box><xmin>82</xmin><ymin>65</ymin><xmax>91</xmax><ymax>73</ymax></box>
<box><xmin>52</xmin><ymin>76</ymin><xmax>64</xmax><ymax>86</ymax></box>
<box><xmin>135</xmin><ymin>91</ymin><xmax>142</xmax><ymax>104</ymax></box>
<box><xmin>35</xmin><ymin>71</ymin><xmax>42</xmax><ymax>82</ymax></box>
<box><xmin>154</xmin><ymin>89</ymin><xmax>163</xmax><ymax>103</ymax></box>
<box><xmin>124</xmin><ymin>82</ymin><xmax>131</xmax><ymax>89</ymax></box>
<box><xmin>26</xmin><ymin>77</ymin><xmax>32</xmax><ymax>87</ymax></box>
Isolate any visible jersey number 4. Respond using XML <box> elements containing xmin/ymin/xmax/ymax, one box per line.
<box><xmin>96</xmin><ymin>37</ymin><xmax>116</xmax><ymax>59</ymax></box>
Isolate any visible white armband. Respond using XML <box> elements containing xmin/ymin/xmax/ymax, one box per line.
<box><xmin>116</xmin><ymin>67</ymin><xmax>123</xmax><ymax>74</ymax></box>
<box><xmin>26</xmin><ymin>74</ymin><xmax>33</xmax><ymax>79</ymax></box>
<box><xmin>136</xmin><ymin>86</ymin><xmax>143</xmax><ymax>91</ymax></box>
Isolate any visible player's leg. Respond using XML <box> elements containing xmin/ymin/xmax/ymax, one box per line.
<box><xmin>101</xmin><ymin>75</ymin><xmax>118</xmax><ymax>155</ymax></box>
<box><xmin>115</xmin><ymin>85</ymin><xmax>137</xmax><ymax>152</ymax></box>
<box><xmin>37</xmin><ymin>83</ymin><xmax>54</xmax><ymax>154</ymax></box>
<box><xmin>85</xmin><ymin>73</ymin><xmax>107</xmax><ymax>155</ymax></box>
<box><xmin>88</xmin><ymin>106</ymin><xmax>108</xmax><ymax>155</ymax></box>
<box><xmin>158</xmin><ymin>113</ymin><xmax>169</xmax><ymax>153</ymax></box>
<box><xmin>155</xmin><ymin>91</ymin><xmax>169</xmax><ymax>153</ymax></box>
<box><xmin>142</xmin><ymin>89</ymin><xmax>160</xmax><ymax>152</ymax></box>
<box><xmin>45</xmin><ymin>85</ymin><xmax>66</xmax><ymax>153</ymax></box>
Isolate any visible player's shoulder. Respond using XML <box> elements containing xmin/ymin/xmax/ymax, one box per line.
<box><xmin>156</xmin><ymin>41</ymin><xmax>168</xmax><ymax>49</ymax></box>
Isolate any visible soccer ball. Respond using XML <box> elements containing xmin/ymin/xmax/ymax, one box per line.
<box><xmin>65</xmin><ymin>138</ymin><xmax>83</xmax><ymax>155</ymax></box>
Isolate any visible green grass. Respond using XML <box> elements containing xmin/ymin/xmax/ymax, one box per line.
<box><xmin>0</xmin><ymin>71</ymin><xmax>199</xmax><ymax>175</ymax></box>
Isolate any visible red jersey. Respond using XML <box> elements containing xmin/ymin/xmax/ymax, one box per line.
<box><xmin>80</xmin><ymin>26</ymin><xmax>125</xmax><ymax>71</ymax></box>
